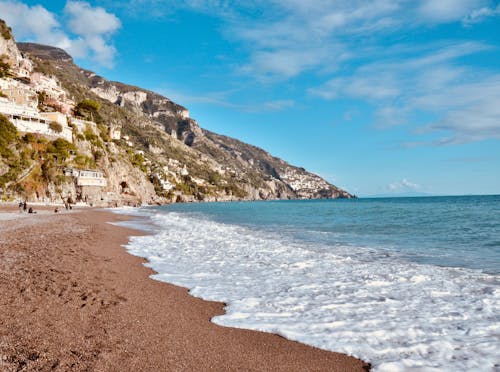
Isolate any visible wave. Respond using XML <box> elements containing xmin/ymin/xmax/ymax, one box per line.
<box><xmin>117</xmin><ymin>207</ymin><xmax>500</xmax><ymax>372</ymax></box>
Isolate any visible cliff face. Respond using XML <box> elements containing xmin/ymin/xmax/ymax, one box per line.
<box><xmin>0</xmin><ymin>27</ymin><xmax>353</xmax><ymax>205</ymax></box>
<box><xmin>0</xmin><ymin>21</ymin><xmax>31</xmax><ymax>78</ymax></box>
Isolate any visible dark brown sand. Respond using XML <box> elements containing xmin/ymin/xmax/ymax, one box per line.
<box><xmin>0</xmin><ymin>208</ymin><xmax>369</xmax><ymax>371</ymax></box>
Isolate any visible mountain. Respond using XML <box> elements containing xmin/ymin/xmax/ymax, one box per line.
<box><xmin>0</xmin><ymin>19</ymin><xmax>353</xmax><ymax>206</ymax></box>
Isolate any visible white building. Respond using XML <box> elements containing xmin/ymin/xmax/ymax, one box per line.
<box><xmin>40</xmin><ymin>111</ymin><xmax>68</xmax><ymax>127</ymax></box>
<box><xmin>77</xmin><ymin>170</ymin><xmax>107</xmax><ymax>187</ymax></box>
<box><xmin>0</xmin><ymin>77</ymin><xmax>38</xmax><ymax>108</ymax></box>
<box><xmin>65</xmin><ymin>168</ymin><xmax>107</xmax><ymax>187</ymax></box>
<box><xmin>16</xmin><ymin>57</ymin><xmax>33</xmax><ymax>79</ymax></box>
<box><xmin>109</xmin><ymin>124</ymin><xmax>121</xmax><ymax>140</ymax></box>
<box><xmin>0</xmin><ymin>98</ymin><xmax>72</xmax><ymax>142</ymax></box>
<box><xmin>30</xmin><ymin>72</ymin><xmax>67</xmax><ymax>101</ymax></box>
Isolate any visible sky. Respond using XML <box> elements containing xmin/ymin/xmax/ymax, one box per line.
<box><xmin>1</xmin><ymin>0</ymin><xmax>499</xmax><ymax>196</ymax></box>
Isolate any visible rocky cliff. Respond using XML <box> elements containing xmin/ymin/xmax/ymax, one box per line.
<box><xmin>0</xmin><ymin>20</ymin><xmax>353</xmax><ymax>206</ymax></box>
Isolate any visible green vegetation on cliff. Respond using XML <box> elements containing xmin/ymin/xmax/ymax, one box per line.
<box><xmin>0</xmin><ymin>54</ymin><xmax>11</xmax><ymax>78</ymax></box>
<box><xmin>0</xmin><ymin>19</ymin><xmax>12</xmax><ymax>41</ymax></box>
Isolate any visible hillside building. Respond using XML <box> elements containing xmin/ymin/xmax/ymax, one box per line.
<box><xmin>0</xmin><ymin>78</ymin><xmax>38</xmax><ymax>108</ymax></box>
<box><xmin>64</xmin><ymin>168</ymin><xmax>107</xmax><ymax>187</ymax></box>
<box><xmin>15</xmin><ymin>57</ymin><xmax>33</xmax><ymax>79</ymax></box>
<box><xmin>30</xmin><ymin>72</ymin><xmax>67</xmax><ymax>101</ymax></box>
<box><xmin>0</xmin><ymin>97</ymin><xmax>72</xmax><ymax>142</ymax></box>
<box><xmin>109</xmin><ymin>124</ymin><xmax>121</xmax><ymax>140</ymax></box>
<box><xmin>40</xmin><ymin>111</ymin><xmax>68</xmax><ymax>127</ymax></box>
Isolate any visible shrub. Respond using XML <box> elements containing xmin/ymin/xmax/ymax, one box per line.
<box><xmin>75</xmin><ymin>99</ymin><xmax>103</xmax><ymax>123</ymax></box>
<box><xmin>73</xmin><ymin>154</ymin><xmax>94</xmax><ymax>168</ymax></box>
<box><xmin>46</xmin><ymin>138</ymin><xmax>75</xmax><ymax>160</ymax></box>
<box><xmin>0</xmin><ymin>114</ymin><xmax>17</xmax><ymax>157</ymax></box>
<box><xmin>49</xmin><ymin>121</ymin><xmax>63</xmax><ymax>133</ymax></box>
<box><xmin>22</xmin><ymin>133</ymin><xmax>37</xmax><ymax>143</ymax></box>
<box><xmin>208</xmin><ymin>172</ymin><xmax>221</xmax><ymax>185</ymax></box>
<box><xmin>0</xmin><ymin>54</ymin><xmax>11</xmax><ymax>78</ymax></box>
<box><xmin>0</xmin><ymin>114</ymin><xmax>17</xmax><ymax>142</ymax></box>
<box><xmin>54</xmin><ymin>174</ymin><xmax>67</xmax><ymax>186</ymax></box>
<box><xmin>0</xmin><ymin>20</ymin><xmax>13</xmax><ymax>40</ymax></box>
<box><xmin>41</xmin><ymin>159</ymin><xmax>58</xmax><ymax>182</ymax></box>
<box><xmin>83</xmin><ymin>124</ymin><xmax>98</xmax><ymax>141</ymax></box>
<box><xmin>76</xmin><ymin>99</ymin><xmax>101</xmax><ymax>112</ymax></box>
<box><xmin>37</xmin><ymin>91</ymin><xmax>49</xmax><ymax>111</ymax></box>
<box><xmin>93</xmin><ymin>149</ymin><xmax>103</xmax><ymax>162</ymax></box>
<box><xmin>97</xmin><ymin>124</ymin><xmax>110</xmax><ymax>142</ymax></box>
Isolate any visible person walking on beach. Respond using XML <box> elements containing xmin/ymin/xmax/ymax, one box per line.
<box><xmin>23</xmin><ymin>201</ymin><xmax>27</xmax><ymax>212</ymax></box>
<box><xmin>18</xmin><ymin>201</ymin><xmax>23</xmax><ymax>213</ymax></box>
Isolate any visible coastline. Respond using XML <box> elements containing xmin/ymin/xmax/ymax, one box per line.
<box><xmin>0</xmin><ymin>207</ymin><xmax>369</xmax><ymax>371</ymax></box>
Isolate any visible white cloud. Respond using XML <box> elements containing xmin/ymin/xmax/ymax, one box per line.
<box><xmin>65</xmin><ymin>1</ymin><xmax>121</xmax><ymax>36</ymax></box>
<box><xmin>64</xmin><ymin>1</ymin><xmax>121</xmax><ymax>68</ymax></box>
<box><xmin>158</xmin><ymin>87</ymin><xmax>294</xmax><ymax>113</ymax></box>
<box><xmin>463</xmin><ymin>4</ymin><xmax>500</xmax><ymax>24</ymax></box>
<box><xmin>227</xmin><ymin>0</ymin><xmax>402</xmax><ymax>80</ymax></box>
<box><xmin>311</xmin><ymin>74</ymin><xmax>400</xmax><ymax>101</ymax></box>
<box><xmin>310</xmin><ymin>41</ymin><xmax>500</xmax><ymax>144</ymax></box>
<box><xmin>417</xmin><ymin>0</ymin><xmax>487</xmax><ymax>23</ymax></box>
<box><xmin>388</xmin><ymin>178</ymin><xmax>420</xmax><ymax>191</ymax></box>
<box><xmin>120</xmin><ymin>1</ymin><xmax>498</xmax><ymax>82</ymax></box>
<box><xmin>138</xmin><ymin>1</ymin><xmax>500</xmax><ymax>144</ymax></box>
<box><xmin>0</xmin><ymin>0</ymin><xmax>121</xmax><ymax>68</ymax></box>
<box><xmin>0</xmin><ymin>1</ymin><xmax>70</xmax><ymax>48</ymax></box>
<box><xmin>419</xmin><ymin>79</ymin><xmax>500</xmax><ymax>144</ymax></box>
<box><xmin>240</xmin><ymin>46</ymin><xmax>338</xmax><ymax>81</ymax></box>
<box><xmin>263</xmin><ymin>100</ymin><xmax>295</xmax><ymax>111</ymax></box>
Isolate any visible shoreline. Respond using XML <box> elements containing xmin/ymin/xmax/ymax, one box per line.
<box><xmin>0</xmin><ymin>207</ymin><xmax>369</xmax><ymax>371</ymax></box>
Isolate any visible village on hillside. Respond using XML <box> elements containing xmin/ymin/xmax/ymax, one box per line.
<box><xmin>0</xmin><ymin>47</ymin><xmax>213</xmax><ymax>206</ymax></box>
<box><xmin>0</xmin><ymin>40</ymin><xmax>123</xmax><ymax>202</ymax></box>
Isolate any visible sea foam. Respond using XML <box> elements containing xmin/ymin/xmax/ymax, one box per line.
<box><xmin>118</xmin><ymin>208</ymin><xmax>500</xmax><ymax>371</ymax></box>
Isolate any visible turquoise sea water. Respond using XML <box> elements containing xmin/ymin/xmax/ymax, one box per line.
<box><xmin>163</xmin><ymin>195</ymin><xmax>500</xmax><ymax>274</ymax></box>
<box><xmin>118</xmin><ymin>195</ymin><xmax>500</xmax><ymax>371</ymax></box>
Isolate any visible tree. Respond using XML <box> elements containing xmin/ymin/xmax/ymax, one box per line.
<box><xmin>75</xmin><ymin>99</ymin><xmax>102</xmax><ymax>122</ymax></box>
<box><xmin>46</xmin><ymin>138</ymin><xmax>75</xmax><ymax>161</ymax></box>
<box><xmin>37</xmin><ymin>91</ymin><xmax>47</xmax><ymax>111</ymax></box>
<box><xmin>49</xmin><ymin>121</ymin><xmax>63</xmax><ymax>133</ymax></box>
<box><xmin>0</xmin><ymin>114</ymin><xmax>17</xmax><ymax>157</ymax></box>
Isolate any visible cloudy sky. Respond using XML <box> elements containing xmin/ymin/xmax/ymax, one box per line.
<box><xmin>2</xmin><ymin>0</ymin><xmax>499</xmax><ymax>196</ymax></box>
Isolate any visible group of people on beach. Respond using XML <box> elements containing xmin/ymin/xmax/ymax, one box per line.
<box><xmin>18</xmin><ymin>201</ymin><xmax>34</xmax><ymax>214</ymax></box>
<box><xmin>18</xmin><ymin>198</ymin><xmax>74</xmax><ymax>214</ymax></box>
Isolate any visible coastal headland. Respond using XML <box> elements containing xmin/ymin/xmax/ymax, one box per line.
<box><xmin>0</xmin><ymin>207</ymin><xmax>369</xmax><ymax>371</ymax></box>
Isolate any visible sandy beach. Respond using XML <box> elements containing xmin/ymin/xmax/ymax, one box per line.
<box><xmin>0</xmin><ymin>207</ymin><xmax>369</xmax><ymax>371</ymax></box>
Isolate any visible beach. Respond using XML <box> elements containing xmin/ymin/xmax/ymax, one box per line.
<box><xmin>0</xmin><ymin>207</ymin><xmax>368</xmax><ymax>371</ymax></box>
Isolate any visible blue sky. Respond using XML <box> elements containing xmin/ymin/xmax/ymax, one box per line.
<box><xmin>2</xmin><ymin>0</ymin><xmax>500</xmax><ymax>196</ymax></box>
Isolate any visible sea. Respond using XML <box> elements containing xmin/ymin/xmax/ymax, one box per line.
<box><xmin>115</xmin><ymin>195</ymin><xmax>500</xmax><ymax>371</ymax></box>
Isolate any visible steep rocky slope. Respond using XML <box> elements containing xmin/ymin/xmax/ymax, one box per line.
<box><xmin>1</xmin><ymin>24</ymin><xmax>353</xmax><ymax>205</ymax></box>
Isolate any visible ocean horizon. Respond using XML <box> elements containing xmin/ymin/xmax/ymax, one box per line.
<box><xmin>361</xmin><ymin>193</ymin><xmax>500</xmax><ymax>199</ymax></box>
<box><xmin>116</xmin><ymin>195</ymin><xmax>500</xmax><ymax>371</ymax></box>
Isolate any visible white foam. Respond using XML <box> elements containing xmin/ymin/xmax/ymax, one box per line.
<box><xmin>122</xmin><ymin>210</ymin><xmax>500</xmax><ymax>371</ymax></box>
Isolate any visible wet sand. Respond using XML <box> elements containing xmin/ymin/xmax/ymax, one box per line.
<box><xmin>0</xmin><ymin>207</ymin><xmax>369</xmax><ymax>371</ymax></box>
